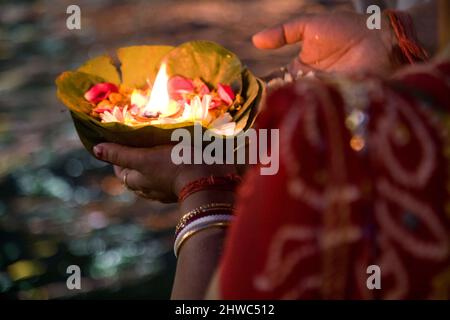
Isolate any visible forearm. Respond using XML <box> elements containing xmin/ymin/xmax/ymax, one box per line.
<box><xmin>171</xmin><ymin>167</ymin><xmax>236</xmax><ymax>299</ymax></box>
<box><xmin>171</xmin><ymin>225</ymin><xmax>228</xmax><ymax>299</ymax></box>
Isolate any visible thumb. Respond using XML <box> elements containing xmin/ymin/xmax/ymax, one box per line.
<box><xmin>93</xmin><ymin>143</ymin><xmax>145</xmax><ymax>170</ymax></box>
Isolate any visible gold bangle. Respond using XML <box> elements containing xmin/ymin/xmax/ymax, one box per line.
<box><xmin>176</xmin><ymin>203</ymin><xmax>234</xmax><ymax>234</ymax></box>
<box><xmin>175</xmin><ymin>221</ymin><xmax>231</xmax><ymax>257</ymax></box>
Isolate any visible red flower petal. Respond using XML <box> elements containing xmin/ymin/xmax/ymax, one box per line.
<box><xmin>93</xmin><ymin>107</ymin><xmax>112</xmax><ymax>114</ymax></box>
<box><xmin>84</xmin><ymin>82</ymin><xmax>119</xmax><ymax>104</ymax></box>
<box><xmin>168</xmin><ymin>76</ymin><xmax>194</xmax><ymax>101</ymax></box>
<box><xmin>217</xmin><ymin>84</ymin><xmax>235</xmax><ymax>105</ymax></box>
<box><xmin>129</xmin><ymin>105</ymin><xmax>140</xmax><ymax>115</ymax></box>
<box><xmin>193</xmin><ymin>78</ymin><xmax>210</xmax><ymax>95</ymax></box>
<box><xmin>208</xmin><ymin>97</ymin><xmax>223</xmax><ymax>110</ymax></box>
<box><xmin>198</xmin><ymin>82</ymin><xmax>210</xmax><ymax>95</ymax></box>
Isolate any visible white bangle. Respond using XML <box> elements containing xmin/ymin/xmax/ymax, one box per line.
<box><xmin>174</xmin><ymin>214</ymin><xmax>234</xmax><ymax>257</ymax></box>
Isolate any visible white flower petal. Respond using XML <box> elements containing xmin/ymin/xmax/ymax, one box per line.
<box><xmin>100</xmin><ymin>111</ymin><xmax>117</xmax><ymax>123</ymax></box>
<box><xmin>209</xmin><ymin>112</ymin><xmax>233</xmax><ymax>128</ymax></box>
<box><xmin>201</xmin><ymin>95</ymin><xmax>212</xmax><ymax>119</ymax></box>
<box><xmin>210</xmin><ymin>122</ymin><xmax>236</xmax><ymax>136</ymax></box>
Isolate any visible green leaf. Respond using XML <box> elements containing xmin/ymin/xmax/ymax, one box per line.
<box><xmin>77</xmin><ymin>55</ymin><xmax>120</xmax><ymax>85</ymax></box>
<box><xmin>55</xmin><ymin>42</ymin><xmax>264</xmax><ymax>156</ymax></box>
<box><xmin>117</xmin><ymin>45</ymin><xmax>174</xmax><ymax>88</ymax></box>
<box><xmin>165</xmin><ymin>40</ymin><xmax>242</xmax><ymax>89</ymax></box>
<box><xmin>233</xmin><ymin>68</ymin><xmax>261</xmax><ymax>123</ymax></box>
<box><xmin>56</xmin><ymin>71</ymin><xmax>105</xmax><ymax>114</ymax></box>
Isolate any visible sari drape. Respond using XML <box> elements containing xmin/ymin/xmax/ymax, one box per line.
<box><xmin>219</xmin><ymin>57</ymin><xmax>450</xmax><ymax>299</ymax></box>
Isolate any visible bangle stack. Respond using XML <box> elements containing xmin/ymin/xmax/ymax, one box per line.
<box><xmin>174</xmin><ymin>203</ymin><xmax>234</xmax><ymax>257</ymax></box>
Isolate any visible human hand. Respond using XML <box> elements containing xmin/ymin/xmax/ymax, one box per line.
<box><xmin>253</xmin><ymin>11</ymin><xmax>398</xmax><ymax>76</ymax></box>
<box><xmin>92</xmin><ymin>143</ymin><xmax>236</xmax><ymax>203</ymax></box>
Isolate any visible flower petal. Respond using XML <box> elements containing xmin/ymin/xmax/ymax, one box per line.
<box><xmin>100</xmin><ymin>111</ymin><xmax>117</xmax><ymax>123</ymax></box>
<box><xmin>208</xmin><ymin>96</ymin><xmax>223</xmax><ymax>110</ymax></box>
<box><xmin>217</xmin><ymin>83</ymin><xmax>235</xmax><ymax>105</ymax></box>
<box><xmin>93</xmin><ymin>107</ymin><xmax>112</xmax><ymax>114</ymax></box>
<box><xmin>112</xmin><ymin>106</ymin><xmax>124</xmax><ymax>122</ymax></box>
<box><xmin>201</xmin><ymin>95</ymin><xmax>212</xmax><ymax>119</ymax></box>
<box><xmin>84</xmin><ymin>82</ymin><xmax>119</xmax><ymax>104</ymax></box>
<box><xmin>193</xmin><ymin>78</ymin><xmax>210</xmax><ymax>95</ymax></box>
<box><xmin>191</xmin><ymin>96</ymin><xmax>203</xmax><ymax>122</ymax></box>
<box><xmin>209</xmin><ymin>112</ymin><xmax>233</xmax><ymax>128</ymax></box>
<box><xmin>210</xmin><ymin>122</ymin><xmax>236</xmax><ymax>136</ymax></box>
<box><xmin>168</xmin><ymin>76</ymin><xmax>194</xmax><ymax>101</ymax></box>
<box><xmin>198</xmin><ymin>82</ymin><xmax>210</xmax><ymax>95</ymax></box>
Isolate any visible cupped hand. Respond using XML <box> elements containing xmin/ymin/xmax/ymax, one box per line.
<box><xmin>253</xmin><ymin>11</ymin><xmax>398</xmax><ymax>76</ymax></box>
<box><xmin>93</xmin><ymin>143</ymin><xmax>235</xmax><ymax>203</ymax></box>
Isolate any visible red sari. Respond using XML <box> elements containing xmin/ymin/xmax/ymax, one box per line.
<box><xmin>219</xmin><ymin>58</ymin><xmax>450</xmax><ymax>299</ymax></box>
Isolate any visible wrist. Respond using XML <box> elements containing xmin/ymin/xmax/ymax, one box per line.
<box><xmin>173</xmin><ymin>164</ymin><xmax>237</xmax><ymax>198</ymax></box>
<box><xmin>173</xmin><ymin>170</ymin><xmax>238</xmax><ymax>257</ymax></box>
<box><xmin>174</xmin><ymin>201</ymin><xmax>235</xmax><ymax>257</ymax></box>
<box><xmin>179</xmin><ymin>188</ymin><xmax>236</xmax><ymax>212</ymax></box>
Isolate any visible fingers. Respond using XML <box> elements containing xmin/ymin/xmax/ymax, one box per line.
<box><xmin>93</xmin><ymin>143</ymin><xmax>146</xmax><ymax>170</ymax></box>
<box><xmin>252</xmin><ymin>16</ymin><xmax>310</xmax><ymax>49</ymax></box>
<box><xmin>113</xmin><ymin>165</ymin><xmax>126</xmax><ymax>178</ymax></box>
<box><xmin>114</xmin><ymin>166</ymin><xmax>148</xmax><ymax>191</ymax></box>
<box><xmin>287</xmin><ymin>58</ymin><xmax>318</xmax><ymax>75</ymax></box>
<box><xmin>114</xmin><ymin>166</ymin><xmax>175</xmax><ymax>202</ymax></box>
<box><xmin>252</xmin><ymin>25</ymin><xmax>287</xmax><ymax>49</ymax></box>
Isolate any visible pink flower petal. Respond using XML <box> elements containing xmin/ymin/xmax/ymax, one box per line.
<box><xmin>217</xmin><ymin>84</ymin><xmax>235</xmax><ymax>105</ymax></box>
<box><xmin>93</xmin><ymin>107</ymin><xmax>112</xmax><ymax>114</ymax></box>
<box><xmin>112</xmin><ymin>107</ymin><xmax>124</xmax><ymax>122</ymax></box>
<box><xmin>192</xmin><ymin>78</ymin><xmax>210</xmax><ymax>96</ymax></box>
<box><xmin>168</xmin><ymin>76</ymin><xmax>194</xmax><ymax>101</ymax></box>
<box><xmin>129</xmin><ymin>105</ymin><xmax>140</xmax><ymax>115</ymax></box>
<box><xmin>84</xmin><ymin>82</ymin><xmax>119</xmax><ymax>104</ymax></box>
<box><xmin>208</xmin><ymin>97</ymin><xmax>223</xmax><ymax>110</ymax></box>
<box><xmin>198</xmin><ymin>83</ymin><xmax>210</xmax><ymax>95</ymax></box>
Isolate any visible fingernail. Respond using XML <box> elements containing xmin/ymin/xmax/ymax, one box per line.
<box><xmin>93</xmin><ymin>145</ymin><xmax>103</xmax><ymax>159</ymax></box>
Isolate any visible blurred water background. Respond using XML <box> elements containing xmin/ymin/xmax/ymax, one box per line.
<box><xmin>0</xmin><ymin>0</ymin><xmax>350</xmax><ymax>299</ymax></box>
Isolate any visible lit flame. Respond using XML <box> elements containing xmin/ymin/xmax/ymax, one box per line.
<box><xmin>135</xmin><ymin>62</ymin><xmax>217</xmax><ymax>125</ymax></box>
<box><xmin>143</xmin><ymin>62</ymin><xmax>170</xmax><ymax>115</ymax></box>
<box><xmin>97</xmin><ymin>61</ymin><xmax>237</xmax><ymax>134</ymax></box>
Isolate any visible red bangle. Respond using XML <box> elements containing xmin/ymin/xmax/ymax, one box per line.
<box><xmin>178</xmin><ymin>174</ymin><xmax>242</xmax><ymax>202</ymax></box>
<box><xmin>385</xmin><ymin>10</ymin><xmax>429</xmax><ymax>64</ymax></box>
